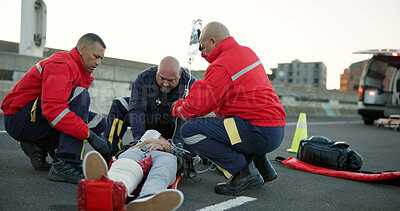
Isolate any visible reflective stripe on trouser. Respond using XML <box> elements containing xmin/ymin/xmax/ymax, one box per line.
<box><xmin>118</xmin><ymin>147</ymin><xmax>177</xmax><ymax>198</ymax></box>
<box><xmin>55</xmin><ymin>87</ymin><xmax>91</xmax><ymax>163</ymax></box>
<box><xmin>180</xmin><ymin>116</ymin><xmax>285</xmax><ymax>178</ymax></box>
<box><xmin>104</xmin><ymin>97</ymin><xmax>130</xmax><ymax>152</ymax></box>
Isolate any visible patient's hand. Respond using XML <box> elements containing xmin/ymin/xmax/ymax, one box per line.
<box><xmin>128</xmin><ymin>138</ymin><xmax>171</xmax><ymax>152</ymax></box>
<box><xmin>145</xmin><ymin>138</ymin><xmax>172</xmax><ymax>152</ymax></box>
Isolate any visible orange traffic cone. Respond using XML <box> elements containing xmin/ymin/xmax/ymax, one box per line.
<box><xmin>287</xmin><ymin>113</ymin><xmax>307</xmax><ymax>153</ymax></box>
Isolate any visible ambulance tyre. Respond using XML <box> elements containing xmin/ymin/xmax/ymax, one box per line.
<box><xmin>362</xmin><ymin>116</ymin><xmax>375</xmax><ymax>125</ymax></box>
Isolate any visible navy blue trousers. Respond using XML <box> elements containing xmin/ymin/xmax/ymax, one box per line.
<box><xmin>4</xmin><ymin>87</ymin><xmax>106</xmax><ymax>163</ymax></box>
<box><xmin>103</xmin><ymin>97</ymin><xmax>130</xmax><ymax>153</ymax></box>
<box><xmin>180</xmin><ymin>116</ymin><xmax>284</xmax><ymax>178</ymax></box>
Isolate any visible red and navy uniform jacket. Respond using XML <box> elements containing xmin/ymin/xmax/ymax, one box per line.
<box><xmin>172</xmin><ymin>37</ymin><xmax>286</xmax><ymax>126</ymax></box>
<box><xmin>1</xmin><ymin>48</ymin><xmax>93</xmax><ymax>140</ymax></box>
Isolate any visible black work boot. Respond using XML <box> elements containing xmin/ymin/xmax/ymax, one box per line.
<box><xmin>214</xmin><ymin>161</ymin><xmax>264</xmax><ymax>196</ymax></box>
<box><xmin>48</xmin><ymin>159</ymin><xmax>84</xmax><ymax>184</ymax></box>
<box><xmin>254</xmin><ymin>154</ymin><xmax>277</xmax><ymax>184</ymax></box>
<box><xmin>20</xmin><ymin>142</ymin><xmax>51</xmax><ymax>171</ymax></box>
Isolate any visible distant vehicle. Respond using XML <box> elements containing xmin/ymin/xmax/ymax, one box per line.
<box><xmin>354</xmin><ymin>49</ymin><xmax>400</xmax><ymax>125</ymax></box>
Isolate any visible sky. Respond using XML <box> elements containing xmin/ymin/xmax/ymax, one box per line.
<box><xmin>1</xmin><ymin>0</ymin><xmax>400</xmax><ymax>90</ymax></box>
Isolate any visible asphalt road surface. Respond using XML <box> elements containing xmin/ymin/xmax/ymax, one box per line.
<box><xmin>1</xmin><ymin>115</ymin><xmax>399</xmax><ymax>210</ymax></box>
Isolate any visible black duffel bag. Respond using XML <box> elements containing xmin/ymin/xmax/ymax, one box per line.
<box><xmin>296</xmin><ymin>136</ymin><xmax>363</xmax><ymax>172</ymax></box>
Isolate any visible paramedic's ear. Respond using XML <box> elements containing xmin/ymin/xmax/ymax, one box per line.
<box><xmin>77</xmin><ymin>45</ymin><xmax>86</xmax><ymax>56</ymax></box>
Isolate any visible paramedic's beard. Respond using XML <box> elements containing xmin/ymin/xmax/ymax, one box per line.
<box><xmin>160</xmin><ymin>86</ymin><xmax>172</xmax><ymax>94</ymax></box>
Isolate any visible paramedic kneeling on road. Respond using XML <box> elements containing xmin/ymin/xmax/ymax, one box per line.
<box><xmin>172</xmin><ymin>22</ymin><xmax>286</xmax><ymax>196</ymax></box>
<box><xmin>1</xmin><ymin>33</ymin><xmax>114</xmax><ymax>184</ymax></box>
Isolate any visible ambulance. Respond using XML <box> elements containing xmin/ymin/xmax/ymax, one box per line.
<box><xmin>355</xmin><ymin>49</ymin><xmax>400</xmax><ymax>125</ymax></box>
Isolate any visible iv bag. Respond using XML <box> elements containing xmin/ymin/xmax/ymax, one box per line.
<box><xmin>187</xmin><ymin>19</ymin><xmax>202</xmax><ymax>57</ymax></box>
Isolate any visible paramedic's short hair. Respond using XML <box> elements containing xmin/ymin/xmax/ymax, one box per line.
<box><xmin>77</xmin><ymin>33</ymin><xmax>106</xmax><ymax>49</ymax></box>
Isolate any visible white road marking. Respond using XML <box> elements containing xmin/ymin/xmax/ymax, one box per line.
<box><xmin>0</xmin><ymin>130</ymin><xmax>7</xmax><ymax>134</ymax></box>
<box><xmin>286</xmin><ymin>120</ymin><xmax>362</xmax><ymax>126</ymax></box>
<box><xmin>196</xmin><ymin>196</ymin><xmax>257</xmax><ymax>211</ymax></box>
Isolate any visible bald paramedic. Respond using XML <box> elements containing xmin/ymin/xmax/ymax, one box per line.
<box><xmin>172</xmin><ymin>22</ymin><xmax>286</xmax><ymax>196</ymax></box>
<box><xmin>103</xmin><ymin>56</ymin><xmax>196</xmax><ymax>154</ymax></box>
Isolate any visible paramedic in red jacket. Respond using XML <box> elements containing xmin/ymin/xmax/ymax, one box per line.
<box><xmin>1</xmin><ymin>33</ymin><xmax>113</xmax><ymax>184</ymax></box>
<box><xmin>172</xmin><ymin>22</ymin><xmax>286</xmax><ymax>196</ymax></box>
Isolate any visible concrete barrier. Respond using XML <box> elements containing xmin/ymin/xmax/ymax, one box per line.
<box><xmin>272</xmin><ymin>82</ymin><xmax>358</xmax><ymax>117</ymax></box>
<box><xmin>0</xmin><ymin>40</ymin><xmax>358</xmax><ymax>117</ymax></box>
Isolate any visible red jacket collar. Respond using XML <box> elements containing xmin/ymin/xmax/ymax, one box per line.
<box><xmin>205</xmin><ymin>37</ymin><xmax>238</xmax><ymax>63</ymax></box>
<box><xmin>69</xmin><ymin>47</ymin><xmax>93</xmax><ymax>78</ymax></box>
<box><xmin>70</xmin><ymin>48</ymin><xmax>85</xmax><ymax>70</ymax></box>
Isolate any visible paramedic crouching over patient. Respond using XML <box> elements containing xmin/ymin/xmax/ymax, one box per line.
<box><xmin>1</xmin><ymin>33</ymin><xmax>114</xmax><ymax>184</ymax></box>
<box><xmin>172</xmin><ymin>22</ymin><xmax>286</xmax><ymax>196</ymax></box>
<box><xmin>103</xmin><ymin>56</ymin><xmax>196</xmax><ymax>154</ymax></box>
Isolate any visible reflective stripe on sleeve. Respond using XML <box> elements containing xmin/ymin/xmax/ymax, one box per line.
<box><xmin>177</xmin><ymin>106</ymin><xmax>187</xmax><ymax>121</ymax></box>
<box><xmin>36</xmin><ymin>62</ymin><xmax>43</xmax><ymax>74</ymax></box>
<box><xmin>69</xmin><ymin>87</ymin><xmax>86</xmax><ymax>102</ymax></box>
<box><xmin>231</xmin><ymin>60</ymin><xmax>261</xmax><ymax>81</ymax></box>
<box><xmin>116</xmin><ymin>97</ymin><xmax>129</xmax><ymax>111</ymax></box>
<box><xmin>223</xmin><ymin>118</ymin><xmax>242</xmax><ymax>145</ymax></box>
<box><xmin>50</xmin><ymin>108</ymin><xmax>70</xmax><ymax>127</ymax></box>
<box><xmin>87</xmin><ymin>113</ymin><xmax>105</xmax><ymax>129</ymax></box>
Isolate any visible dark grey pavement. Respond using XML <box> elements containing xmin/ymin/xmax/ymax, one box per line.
<box><xmin>1</xmin><ymin>115</ymin><xmax>399</xmax><ymax>210</ymax></box>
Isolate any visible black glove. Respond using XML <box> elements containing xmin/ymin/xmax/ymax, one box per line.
<box><xmin>86</xmin><ymin>130</ymin><xmax>113</xmax><ymax>161</ymax></box>
<box><xmin>171</xmin><ymin>147</ymin><xmax>196</xmax><ymax>178</ymax></box>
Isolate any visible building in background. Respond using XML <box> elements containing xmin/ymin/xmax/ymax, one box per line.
<box><xmin>340</xmin><ymin>60</ymin><xmax>368</xmax><ymax>93</ymax></box>
<box><xmin>340</xmin><ymin>68</ymin><xmax>351</xmax><ymax>92</ymax></box>
<box><xmin>272</xmin><ymin>59</ymin><xmax>327</xmax><ymax>89</ymax></box>
<box><xmin>268</xmin><ymin>67</ymin><xmax>276</xmax><ymax>81</ymax></box>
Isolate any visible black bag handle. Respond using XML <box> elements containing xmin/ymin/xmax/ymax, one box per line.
<box><xmin>331</xmin><ymin>141</ymin><xmax>350</xmax><ymax>148</ymax></box>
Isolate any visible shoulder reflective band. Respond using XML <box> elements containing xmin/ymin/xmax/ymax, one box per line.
<box><xmin>231</xmin><ymin>60</ymin><xmax>261</xmax><ymax>81</ymax></box>
<box><xmin>223</xmin><ymin>118</ymin><xmax>242</xmax><ymax>145</ymax></box>
<box><xmin>50</xmin><ymin>108</ymin><xmax>70</xmax><ymax>127</ymax></box>
<box><xmin>36</xmin><ymin>62</ymin><xmax>43</xmax><ymax>74</ymax></box>
<box><xmin>116</xmin><ymin>97</ymin><xmax>129</xmax><ymax>111</ymax></box>
<box><xmin>69</xmin><ymin>87</ymin><xmax>86</xmax><ymax>102</ymax></box>
<box><xmin>87</xmin><ymin>113</ymin><xmax>105</xmax><ymax>129</ymax></box>
<box><xmin>177</xmin><ymin>106</ymin><xmax>187</xmax><ymax>121</ymax></box>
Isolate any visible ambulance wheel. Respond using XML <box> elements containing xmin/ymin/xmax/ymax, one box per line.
<box><xmin>362</xmin><ymin>116</ymin><xmax>375</xmax><ymax>125</ymax></box>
